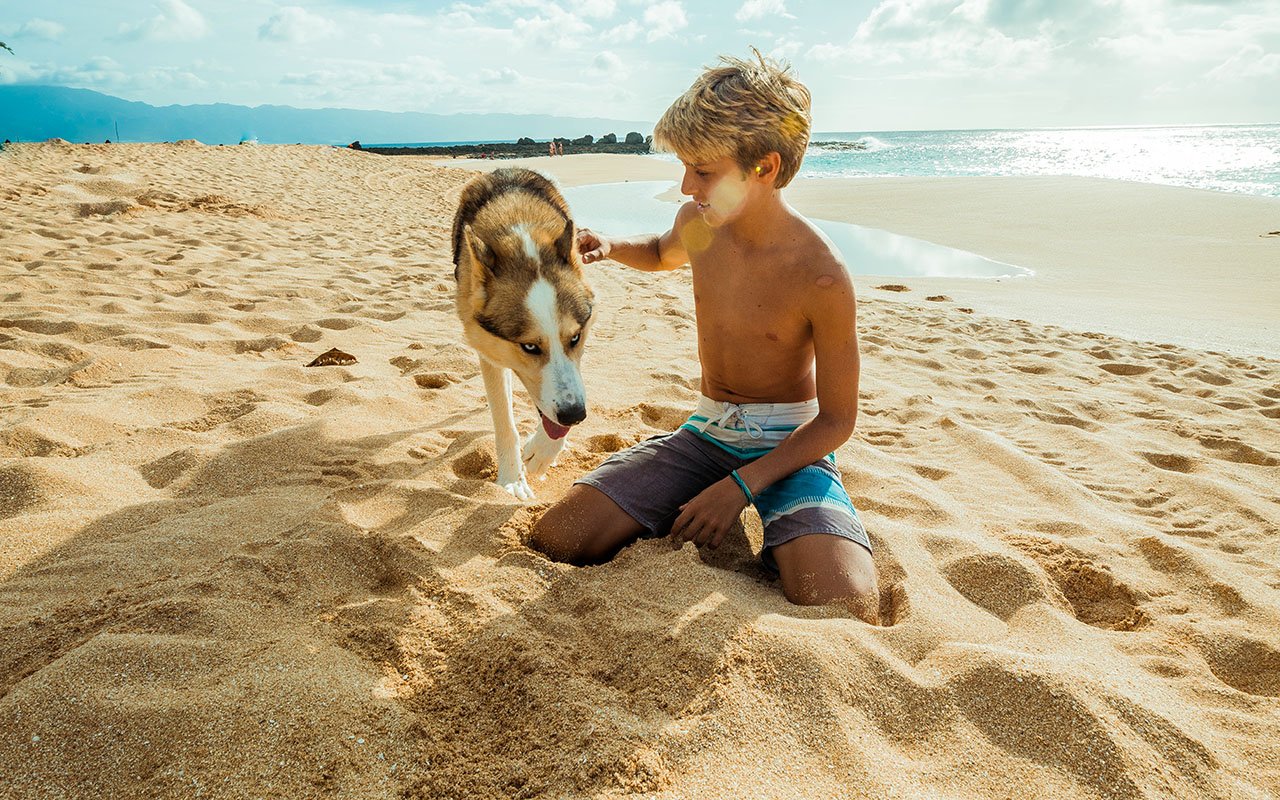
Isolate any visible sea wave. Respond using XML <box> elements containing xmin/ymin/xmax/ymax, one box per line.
<box><xmin>809</xmin><ymin>136</ymin><xmax>892</xmax><ymax>154</ymax></box>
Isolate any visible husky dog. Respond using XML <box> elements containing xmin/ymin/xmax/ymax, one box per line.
<box><xmin>452</xmin><ymin>168</ymin><xmax>594</xmax><ymax>499</ymax></box>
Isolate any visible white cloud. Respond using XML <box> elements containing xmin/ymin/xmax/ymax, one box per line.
<box><xmin>1207</xmin><ymin>43</ymin><xmax>1280</xmax><ymax>81</ymax></box>
<box><xmin>17</xmin><ymin>19</ymin><xmax>65</xmax><ymax>41</ymax></box>
<box><xmin>20</xmin><ymin>56</ymin><xmax>207</xmax><ymax>96</ymax></box>
<box><xmin>768</xmin><ymin>37</ymin><xmax>804</xmax><ymax>59</ymax></box>
<box><xmin>479</xmin><ymin>66</ymin><xmax>522</xmax><ymax>83</ymax></box>
<box><xmin>643</xmin><ymin>0</ymin><xmax>687</xmax><ymax>42</ymax></box>
<box><xmin>607</xmin><ymin>19</ymin><xmax>642</xmax><ymax>41</ymax></box>
<box><xmin>117</xmin><ymin>0</ymin><xmax>208</xmax><ymax>42</ymax></box>
<box><xmin>736</xmin><ymin>0</ymin><xmax>792</xmax><ymax>23</ymax></box>
<box><xmin>592</xmin><ymin>50</ymin><xmax>623</xmax><ymax>74</ymax></box>
<box><xmin>513</xmin><ymin>5</ymin><xmax>593</xmax><ymax>47</ymax></box>
<box><xmin>572</xmin><ymin>0</ymin><xmax>617</xmax><ymax>19</ymax></box>
<box><xmin>259</xmin><ymin>7</ymin><xmax>339</xmax><ymax>44</ymax></box>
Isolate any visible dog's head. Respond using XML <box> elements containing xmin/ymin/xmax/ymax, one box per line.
<box><xmin>460</xmin><ymin>201</ymin><xmax>594</xmax><ymax>438</ymax></box>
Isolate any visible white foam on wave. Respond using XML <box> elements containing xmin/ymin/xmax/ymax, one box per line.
<box><xmin>808</xmin><ymin>136</ymin><xmax>893</xmax><ymax>154</ymax></box>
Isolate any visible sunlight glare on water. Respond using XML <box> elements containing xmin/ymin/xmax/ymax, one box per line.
<box><xmin>789</xmin><ymin>124</ymin><xmax>1280</xmax><ymax>196</ymax></box>
<box><xmin>561</xmin><ymin>181</ymin><xmax>1031</xmax><ymax>280</ymax></box>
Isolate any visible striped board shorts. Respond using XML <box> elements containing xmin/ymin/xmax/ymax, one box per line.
<box><xmin>575</xmin><ymin>395</ymin><xmax>870</xmax><ymax>571</ymax></box>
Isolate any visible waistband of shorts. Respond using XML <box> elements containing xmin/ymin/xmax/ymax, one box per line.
<box><xmin>681</xmin><ymin>394</ymin><xmax>818</xmax><ymax>457</ymax></box>
<box><xmin>690</xmin><ymin>394</ymin><xmax>819</xmax><ymax>425</ymax></box>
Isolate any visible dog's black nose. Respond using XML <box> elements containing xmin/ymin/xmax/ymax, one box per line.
<box><xmin>557</xmin><ymin>402</ymin><xmax>587</xmax><ymax>426</ymax></box>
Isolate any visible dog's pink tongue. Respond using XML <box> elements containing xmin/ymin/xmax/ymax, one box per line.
<box><xmin>541</xmin><ymin>413</ymin><xmax>571</xmax><ymax>440</ymax></box>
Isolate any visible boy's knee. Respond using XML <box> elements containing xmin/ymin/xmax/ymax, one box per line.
<box><xmin>529</xmin><ymin>504</ymin><xmax>610</xmax><ymax>566</ymax></box>
<box><xmin>529</xmin><ymin>507</ymin><xmax>584</xmax><ymax>564</ymax></box>
<box><xmin>784</xmin><ymin>570</ymin><xmax>880</xmax><ymax>625</ymax></box>
<box><xmin>528</xmin><ymin>484</ymin><xmax>645</xmax><ymax>566</ymax></box>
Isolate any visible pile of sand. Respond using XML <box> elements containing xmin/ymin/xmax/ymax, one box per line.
<box><xmin>1</xmin><ymin>142</ymin><xmax>1277</xmax><ymax>799</ymax></box>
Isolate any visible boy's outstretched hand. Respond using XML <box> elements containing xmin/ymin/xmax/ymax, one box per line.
<box><xmin>671</xmin><ymin>477</ymin><xmax>751</xmax><ymax>550</ymax></box>
<box><xmin>577</xmin><ymin>228</ymin><xmax>612</xmax><ymax>264</ymax></box>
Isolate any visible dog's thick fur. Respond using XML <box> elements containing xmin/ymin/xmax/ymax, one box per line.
<box><xmin>452</xmin><ymin>168</ymin><xmax>594</xmax><ymax>498</ymax></box>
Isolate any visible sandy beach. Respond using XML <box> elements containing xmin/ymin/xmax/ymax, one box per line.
<box><xmin>2</xmin><ymin>142</ymin><xmax>1279</xmax><ymax>799</ymax></box>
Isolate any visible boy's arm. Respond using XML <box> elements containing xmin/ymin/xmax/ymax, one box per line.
<box><xmin>671</xmin><ymin>261</ymin><xmax>860</xmax><ymax>549</ymax></box>
<box><xmin>579</xmin><ymin>202</ymin><xmax>695</xmax><ymax>272</ymax></box>
<box><xmin>734</xmin><ymin>265</ymin><xmax>859</xmax><ymax>494</ymax></box>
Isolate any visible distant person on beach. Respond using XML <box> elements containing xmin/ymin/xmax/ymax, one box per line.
<box><xmin>530</xmin><ymin>50</ymin><xmax>878</xmax><ymax>622</ymax></box>
<box><xmin>557</xmin><ymin>141</ymin><xmax>564</xmax><ymax>156</ymax></box>
<box><xmin>549</xmin><ymin>141</ymin><xmax>556</xmax><ymax>157</ymax></box>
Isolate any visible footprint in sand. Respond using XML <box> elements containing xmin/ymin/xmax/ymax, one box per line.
<box><xmin>910</xmin><ymin>463</ymin><xmax>951</xmax><ymax>480</ymax></box>
<box><xmin>942</xmin><ymin>551</ymin><xmax>1060</xmax><ymax>620</ymax></box>
<box><xmin>290</xmin><ymin>325</ymin><xmax>324</xmax><ymax>343</ymax></box>
<box><xmin>1099</xmin><ymin>362</ymin><xmax>1154</xmax><ymax>376</ymax></box>
<box><xmin>1007</xmin><ymin>536</ymin><xmax>1148</xmax><ymax>631</ymax></box>
<box><xmin>636</xmin><ymin>402</ymin><xmax>688</xmax><ymax>430</ymax></box>
<box><xmin>451</xmin><ymin>440</ymin><xmax>498</xmax><ymax>481</ymax></box>
<box><xmin>586</xmin><ymin>433</ymin><xmax>628</xmax><ymax>453</ymax></box>
<box><xmin>1195</xmin><ymin>632</ymin><xmax>1280</xmax><ymax>696</ymax></box>
<box><xmin>873</xmin><ymin>284</ymin><xmax>910</xmax><ymax>292</ymax></box>
<box><xmin>413</xmin><ymin>373</ymin><xmax>455</xmax><ymax>390</ymax></box>
<box><xmin>1184</xmin><ymin>367</ymin><xmax>1231</xmax><ymax>386</ymax></box>
<box><xmin>1196</xmin><ymin>435</ymin><xmax>1280</xmax><ymax>467</ymax></box>
<box><xmin>1141</xmin><ymin>452</ymin><xmax>1197</xmax><ymax>473</ymax></box>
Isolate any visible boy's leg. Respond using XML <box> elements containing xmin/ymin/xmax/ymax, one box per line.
<box><xmin>771</xmin><ymin>534</ymin><xmax>879</xmax><ymax>623</ymax></box>
<box><xmin>529</xmin><ymin>429</ymin><xmax>736</xmax><ymax>567</ymax></box>
<box><xmin>756</xmin><ymin>460</ymin><xmax>879</xmax><ymax>623</ymax></box>
<box><xmin>530</xmin><ymin>484</ymin><xmax>645</xmax><ymax>565</ymax></box>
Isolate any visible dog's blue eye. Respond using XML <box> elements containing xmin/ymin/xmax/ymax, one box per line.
<box><xmin>568</xmin><ymin>333</ymin><xmax>581</xmax><ymax>348</ymax></box>
<box><xmin>521</xmin><ymin>343</ymin><xmax>542</xmax><ymax>355</ymax></box>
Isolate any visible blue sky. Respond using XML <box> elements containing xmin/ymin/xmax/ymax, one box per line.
<box><xmin>2</xmin><ymin>0</ymin><xmax>1277</xmax><ymax>131</ymax></box>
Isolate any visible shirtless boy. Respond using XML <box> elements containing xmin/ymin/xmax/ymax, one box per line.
<box><xmin>529</xmin><ymin>51</ymin><xmax>879</xmax><ymax>623</ymax></box>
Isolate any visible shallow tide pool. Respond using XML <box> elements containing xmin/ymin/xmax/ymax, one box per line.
<box><xmin>561</xmin><ymin>181</ymin><xmax>1032</xmax><ymax>280</ymax></box>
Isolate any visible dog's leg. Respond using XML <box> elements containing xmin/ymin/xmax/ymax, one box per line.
<box><xmin>479</xmin><ymin>359</ymin><xmax>533</xmax><ymax>500</ymax></box>
<box><xmin>522</xmin><ymin>427</ymin><xmax>568</xmax><ymax>479</ymax></box>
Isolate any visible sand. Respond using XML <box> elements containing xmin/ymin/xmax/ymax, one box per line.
<box><xmin>1</xmin><ymin>142</ymin><xmax>1278</xmax><ymax>799</ymax></box>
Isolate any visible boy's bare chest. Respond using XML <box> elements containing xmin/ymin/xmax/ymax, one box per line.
<box><xmin>690</xmin><ymin>257</ymin><xmax>810</xmax><ymax>345</ymax></box>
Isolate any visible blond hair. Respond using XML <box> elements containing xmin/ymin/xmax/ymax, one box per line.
<box><xmin>653</xmin><ymin>48</ymin><xmax>812</xmax><ymax>188</ymax></box>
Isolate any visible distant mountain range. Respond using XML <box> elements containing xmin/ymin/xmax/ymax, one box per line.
<box><xmin>0</xmin><ymin>85</ymin><xmax>652</xmax><ymax>146</ymax></box>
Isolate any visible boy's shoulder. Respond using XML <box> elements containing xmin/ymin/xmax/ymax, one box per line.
<box><xmin>780</xmin><ymin>207</ymin><xmax>851</xmax><ymax>282</ymax></box>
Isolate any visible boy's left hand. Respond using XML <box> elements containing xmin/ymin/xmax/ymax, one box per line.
<box><xmin>671</xmin><ymin>478</ymin><xmax>750</xmax><ymax>549</ymax></box>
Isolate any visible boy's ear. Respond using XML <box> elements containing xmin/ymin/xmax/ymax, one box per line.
<box><xmin>755</xmin><ymin>152</ymin><xmax>783</xmax><ymax>182</ymax></box>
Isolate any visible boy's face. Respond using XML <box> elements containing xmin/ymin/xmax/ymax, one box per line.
<box><xmin>679</xmin><ymin>155</ymin><xmax>755</xmax><ymax>227</ymax></box>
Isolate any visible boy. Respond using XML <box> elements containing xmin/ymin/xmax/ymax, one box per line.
<box><xmin>529</xmin><ymin>51</ymin><xmax>878</xmax><ymax>623</ymax></box>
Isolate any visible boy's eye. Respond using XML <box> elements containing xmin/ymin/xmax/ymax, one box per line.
<box><xmin>521</xmin><ymin>343</ymin><xmax>542</xmax><ymax>355</ymax></box>
<box><xmin>696</xmin><ymin>171</ymin><xmax>710</xmax><ymax>178</ymax></box>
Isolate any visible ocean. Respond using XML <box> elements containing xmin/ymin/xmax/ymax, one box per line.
<box><xmin>393</xmin><ymin>124</ymin><xmax>1280</xmax><ymax>196</ymax></box>
<box><xmin>793</xmin><ymin>124</ymin><xmax>1280</xmax><ymax>196</ymax></box>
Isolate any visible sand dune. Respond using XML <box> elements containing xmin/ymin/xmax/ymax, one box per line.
<box><xmin>1</xmin><ymin>142</ymin><xmax>1278</xmax><ymax>799</ymax></box>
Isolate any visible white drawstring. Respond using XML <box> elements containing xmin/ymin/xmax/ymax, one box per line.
<box><xmin>690</xmin><ymin>402</ymin><xmax>765</xmax><ymax>440</ymax></box>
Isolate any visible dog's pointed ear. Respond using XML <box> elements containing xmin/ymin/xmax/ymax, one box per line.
<box><xmin>464</xmin><ymin>225</ymin><xmax>493</xmax><ymax>311</ymax></box>
<box><xmin>464</xmin><ymin>224</ymin><xmax>495</xmax><ymax>273</ymax></box>
<box><xmin>554</xmin><ymin>219</ymin><xmax>576</xmax><ymax>265</ymax></box>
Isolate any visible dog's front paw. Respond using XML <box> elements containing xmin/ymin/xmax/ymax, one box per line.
<box><xmin>497</xmin><ymin>469</ymin><xmax>535</xmax><ymax>500</ymax></box>
<box><xmin>522</xmin><ymin>428</ymin><xmax>567</xmax><ymax>479</ymax></box>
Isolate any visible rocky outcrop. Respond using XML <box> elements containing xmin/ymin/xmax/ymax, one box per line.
<box><xmin>364</xmin><ymin>134</ymin><xmax>652</xmax><ymax>159</ymax></box>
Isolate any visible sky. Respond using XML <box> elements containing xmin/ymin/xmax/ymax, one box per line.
<box><xmin>1</xmin><ymin>0</ymin><xmax>1278</xmax><ymax>131</ymax></box>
